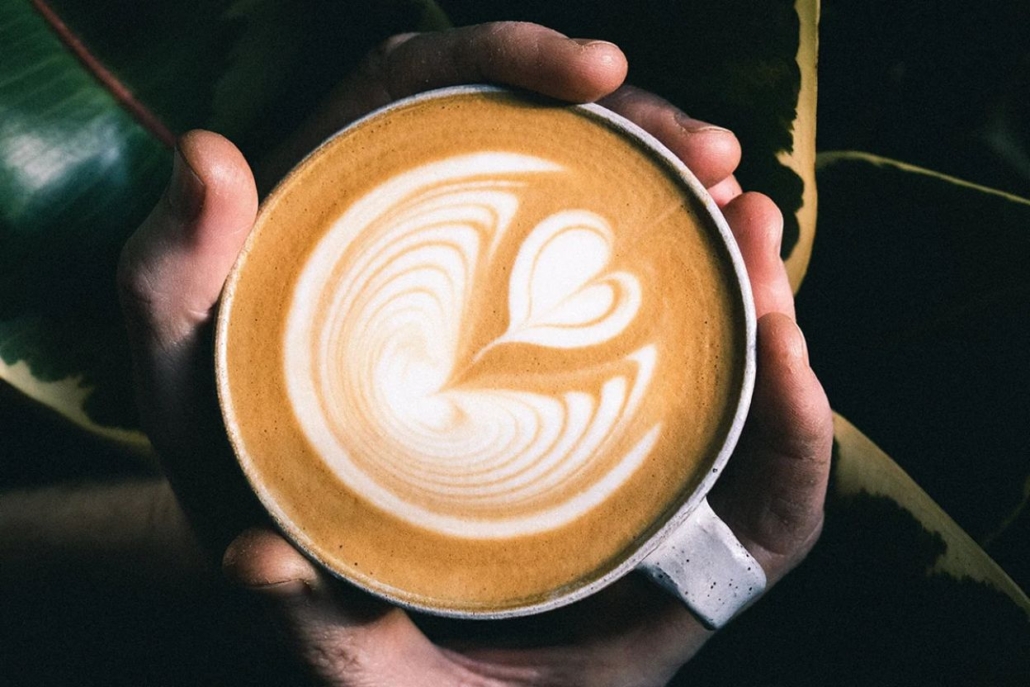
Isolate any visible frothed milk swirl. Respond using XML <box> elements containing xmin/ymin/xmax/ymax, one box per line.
<box><xmin>218</xmin><ymin>89</ymin><xmax>749</xmax><ymax>614</ymax></box>
<box><xmin>286</xmin><ymin>151</ymin><xmax>659</xmax><ymax>538</ymax></box>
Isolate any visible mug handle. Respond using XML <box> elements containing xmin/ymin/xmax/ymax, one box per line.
<box><xmin>638</xmin><ymin>497</ymin><xmax>766</xmax><ymax>629</ymax></box>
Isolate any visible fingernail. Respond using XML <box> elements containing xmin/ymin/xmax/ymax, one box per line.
<box><xmin>675</xmin><ymin>111</ymin><xmax>732</xmax><ymax>135</ymax></box>
<box><xmin>168</xmin><ymin>146</ymin><xmax>205</xmax><ymax>221</ymax></box>
<box><xmin>792</xmin><ymin>319</ymin><xmax>810</xmax><ymax>365</ymax></box>
<box><xmin>572</xmin><ymin>38</ymin><xmax>619</xmax><ymax>50</ymax></box>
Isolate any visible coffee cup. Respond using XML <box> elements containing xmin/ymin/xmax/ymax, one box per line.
<box><xmin>215</xmin><ymin>86</ymin><xmax>763</xmax><ymax>629</ymax></box>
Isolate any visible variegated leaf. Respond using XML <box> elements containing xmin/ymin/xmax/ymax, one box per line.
<box><xmin>0</xmin><ymin>0</ymin><xmax>165</xmax><ymax>457</ymax></box>
<box><xmin>797</xmin><ymin>151</ymin><xmax>1030</xmax><ymax>591</ymax></box>
<box><xmin>0</xmin><ymin>0</ymin><xmax>446</xmax><ymax>455</ymax></box>
<box><xmin>831</xmin><ymin>413</ymin><xmax>1028</xmax><ymax>613</ymax></box>
<box><xmin>674</xmin><ymin>414</ymin><xmax>1029</xmax><ymax>686</ymax></box>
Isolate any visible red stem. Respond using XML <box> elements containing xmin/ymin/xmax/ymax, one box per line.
<box><xmin>30</xmin><ymin>0</ymin><xmax>177</xmax><ymax>149</ymax></box>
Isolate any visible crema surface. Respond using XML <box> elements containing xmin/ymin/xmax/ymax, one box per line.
<box><xmin>218</xmin><ymin>91</ymin><xmax>747</xmax><ymax>613</ymax></box>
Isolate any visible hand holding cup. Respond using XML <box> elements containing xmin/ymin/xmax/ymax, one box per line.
<box><xmin>118</xmin><ymin>22</ymin><xmax>831</xmax><ymax>687</ymax></box>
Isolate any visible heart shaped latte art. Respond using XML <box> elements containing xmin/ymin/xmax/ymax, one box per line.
<box><xmin>493</xmin><ymin>209</ymin><xmax>642</xmax><ymax>351</ymax></box>
<box><xmin>284</xmin><ymin>152</ymin><xmax>661</xmax><ymax>538</ymax></box>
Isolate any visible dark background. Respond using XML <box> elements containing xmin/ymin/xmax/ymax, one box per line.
<box><xmin>818</xmin><ymin>0</ymin><xmax>1029</xmax><ymax>198</ymax></box>
<box><xmin>2</xmin><ymin>0</ymin><xmax>1028</xmax><ymax>684</ymax></box>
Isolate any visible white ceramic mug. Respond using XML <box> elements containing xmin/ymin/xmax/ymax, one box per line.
<box><xmin>217</xmin><ymin>86</ymin><xmax>764</xmax><ymax>629</ymax></box>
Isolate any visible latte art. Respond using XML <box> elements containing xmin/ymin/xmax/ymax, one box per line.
<box><xmin>286</xmin><ymin>153</ymin><xmax>661</xmax><ymax>537</ymax></box>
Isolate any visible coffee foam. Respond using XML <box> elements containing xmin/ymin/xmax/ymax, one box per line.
<box><xmin>285</xmin><ymin>151</ymin><xmax>660</xmax><ymax>538</ymax></box>
<box><xmin>219</xmin><ymin>90</ymin><xmax>747</xmax><ymax>612</ymax></box>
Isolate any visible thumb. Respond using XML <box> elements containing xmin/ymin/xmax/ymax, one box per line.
<box><xmin>118</xmin><ymin>130</ymin><xmax>261</xmax><ymax>553</ymax></box>
<box><xmin>119</xmin><ymin>130</ymin><xmax>257</xmax><ymax>351</ymax></box>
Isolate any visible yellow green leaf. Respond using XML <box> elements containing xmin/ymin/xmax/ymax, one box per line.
<box><xmin>0</xmin><ymin>362</ymin><xmax>151</xmax><ymax>460</ymax></box>
<box><xmin>675</xmin><ymin>415</ymin><xmax>1030</xmax><ymax>685</ymax></box>
<box><xmin>781</xmin><ymin>0</ymin><xmax>819</xmax><ymax>292</ymax></box>
<box><xmin>797</xmin><ymin>151</ymin><xmax>1030</xmax><ymax>589</ymax></box>
<box><xmin>833</xmin><ymin>413</ymin><xmax>1029</xmax><ymax>615</ymax></box>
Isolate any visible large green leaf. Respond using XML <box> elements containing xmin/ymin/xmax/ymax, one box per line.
<box><xmin>796</xmin><ymin>152</ymin><xmax>1030</xmax><ymax>591</ymax></box>
<box><xmin>0</xmin><ymin>0</ymin><xmax>167</xmax><ymax>453</ymax></box>
<box><xmin>0</xmin><ymin>0</ymin><xmax>446</xmax><ymax>454</ymax></box>
<box><xmin>437</xmin><ymin>0</ymin><xmax>820</xmax><ymax>289</ymax></box>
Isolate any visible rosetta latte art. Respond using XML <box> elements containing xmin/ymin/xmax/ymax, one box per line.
<box><xmin>285</xmin><ymin>152</ymin><xmax>662</xmax><ymax>538</ymax></box>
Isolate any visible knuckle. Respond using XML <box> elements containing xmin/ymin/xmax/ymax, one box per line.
<box><xmin>366</xmin><ymin>32</ymin><xmax>418</xmax><ymax>82</ymax></box>
<box><xmin>467</xmin><ymin>20</ymin><xmax>541</xmax><ymax>62</ymax></box>
<box><xmin>374</xmin><ymin>31</ymin><xmax>418</xmax><ymax>61</ymax></box>
<box><xmin>766</xmin><ymin>491</ymin><xmax>825</xmax><ymax>559</ymax></box>
<box><xmin>743</xmin><ymin>190</ymin><xmax>784</xmax><ymax>224</ymax></box>
<box><xmin>477</xmin><ymin>20</ymin><xmax>532</xmax><ymax>39</ymax></box>
<box><xmin>796</xmin><ymin>388</ymin><xmax>834</xmax><ymax>462</ymax></box>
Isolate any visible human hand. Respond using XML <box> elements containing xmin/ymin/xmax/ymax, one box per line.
<box><xmin>118</xmin><ymin>22</ymin><xmax>831</xmax><ymax>686</ymax></box>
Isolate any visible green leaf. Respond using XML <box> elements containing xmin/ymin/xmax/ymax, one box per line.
<box><xmin>0</xmin><ymin>0</ymin><xmax>168</xmax><ymax>452</ymax></box>
<box><xmin>796</xmin><ymin>151</ymin><xmax>1030</xmax><ymax>591</ymax></box>
<box><xmin>832</xmin><ymin>413</ymin><xmax>1028</xmax><ymax>613</ymax></box>
<box><xmin>437</xmin><ymin>0</ymin><xmax>820</xmax><ymax>290</ymax></box>
<box><xmin>0</xmin><ymin>0</ymin><xmax>446</xmax><ymax>452</ymax></box>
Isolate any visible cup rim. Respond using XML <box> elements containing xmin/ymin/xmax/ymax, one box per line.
<box><xmin>215</xmin><ymin>84</ymin><xmax>757</xmax><ymax>619</ymax></box>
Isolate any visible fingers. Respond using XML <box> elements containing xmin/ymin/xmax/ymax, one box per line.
<box><xmin>707</xmin><ymin>187</ymin><xmax>831</xmax><ymax>585</ymax></box>
<box><xmin>710</xmin><ymin>312</ymin><xmax>832</xmax><ymax>583</ymax></box>
<box><xmin>118</xmin><ymin>130</ymin><xmax>261</xmax><ymax>551</ymax></box>
<box><xmin>599</xmin><ymin>86</ymin><xmax>741</xmax><ymax>189</ymax></box>
<box><xmin>379</xmin><ymin>22</ymin><xmax>627</xmax><ymax>103</ymax></box>
<box><xmin>382</xmin><ymin>31</ymin><xmax>744</xmax><ymax>200</ymax></box>
<box><xmin>224</xmin><ymin>530</ymin><xmax>704</xmax><ymax>686</ymax></box>
<box><xmin>721</xmin><ymin>191</ymin><xmax>795</xmax><ymax>319</ymax></box>
<box><xmin>224</xmin><ymin>528</ymin><xmax>323</xmax><ymax>598</ymax></box>
<box><xmin>257</xmin><ymin>22</ymin><xmax>628</xmax><ymax>190</ymax></box>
